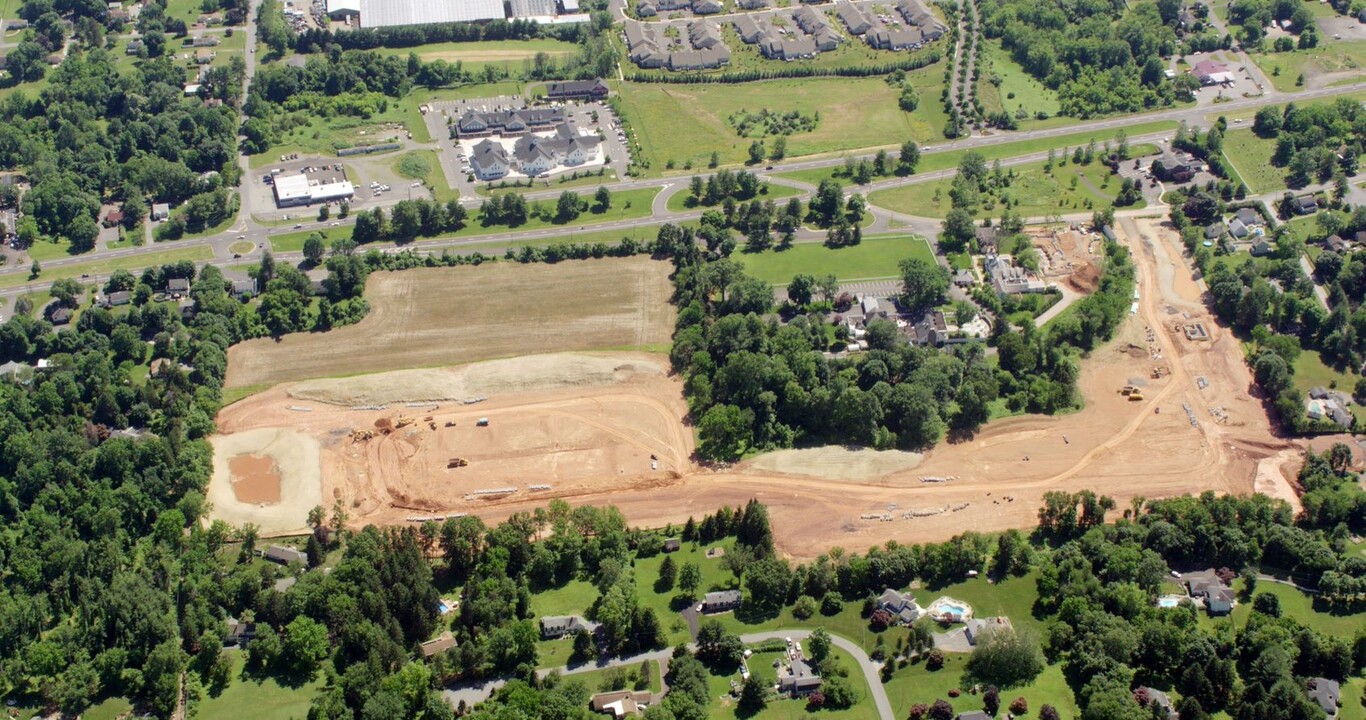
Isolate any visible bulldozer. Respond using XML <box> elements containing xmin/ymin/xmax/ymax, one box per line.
<box><xmin>1128</xmin><ymin>391</ymin><xmax>1145</xmax><ymax>401</ymax></box>
<box><xmin>350</xmin><ymin>429</ymin><xmax>374</xmax><ymax>442</ymax></box>
<box><xmin>396</xmin><ymin>417</ymin><xmax>415</xmax><ymax>429</ymax></box>
<box><xmin>1119</xmin><ymin>385</ymin><xmax>1139</xmax><ymax>396</ymax></box>
<box><xmin>447</xmin><ymin>457</ymin><xmax>469</xmax><ymax>469</ymax></box>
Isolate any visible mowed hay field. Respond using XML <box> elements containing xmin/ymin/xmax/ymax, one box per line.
<box><xmin>224</xmin><ymin>257</ymin><xmax>675</xmax><ymax>389</ymax></box>
<box><xmin>616</xmin><ymin>76</ymin><xmax>939</xmax><ymax>170</ymax></box>
<box><xmin>379</xmin><ymin>39</ymin><xmax>578</xmax><ymax>67</ymax></box>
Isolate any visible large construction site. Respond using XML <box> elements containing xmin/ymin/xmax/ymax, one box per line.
<box><xmin>209</xmin><ymin>218</ymin><xmax>1315</xmax><ymax>558</ymax></box>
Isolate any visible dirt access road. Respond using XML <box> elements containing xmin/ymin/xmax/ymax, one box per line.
<box><xmin>211</xmin><ymin>220</ymin><xmax>1306</xmax><ymax>557</ymax></box>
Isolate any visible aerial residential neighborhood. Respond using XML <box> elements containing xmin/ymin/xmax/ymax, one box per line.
<box><xmin>0</xmin><ymin>0</ymin><xmax>1364</xmax><ymax>717</ymax></box>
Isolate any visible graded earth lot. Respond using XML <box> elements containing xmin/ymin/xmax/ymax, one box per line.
<box><xmin>215</xmin><ymin>222</ymin><xmax>1303</xmax><ymax>555</ymax></box>
<box><xmin>224</xmin><ymin>257</ymin><xmax>676</xmax><ymax>389</ymax></box>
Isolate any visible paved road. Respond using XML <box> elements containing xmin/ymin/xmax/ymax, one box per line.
<box><xmin>442</xmin><ymin>629</ymin><xmax>894</xmax><ymax>719</ymax></box>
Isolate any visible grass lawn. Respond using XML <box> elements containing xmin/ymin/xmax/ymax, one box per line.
<box><xmin>392</xmin><ymin>149</ymin><xmax>456</xmax><ymax>200</ymax></box>
<box><xmin>1198</xmin><ymin>578</ymin><xmax>1366</xmax><ymax>638</ymax></box>
<box><xmin>665</xmin><ymin>182</ymin><xmax>802</xmax><ymax>213</ymax></box>
<box><xmin>377</xmin><ymin>39</ymin><xmax>578</xmax><ymax>75</ymax></box>
<box><xmin>615</xmin><ymin>74</ymin><xmax>941</xmax><ymax>173</ymax></box>
<box><xmin>976</xmin><ymin>41</ymin><xmax>1060</xmax><ymax>120</ymax></box>
<box><xmin>409</xmin><ymin>81</ymin><xmax>526</xmax><ymax>104</ymax></box>
<box><xmin>725</xmin><ymin>646</ymin><xmax>879</xmax><ymax>720</ymax></box>
<box><xmin>83</xmin><ymin>697</ymin><xmax>135</xmax><ymax>720</ymax></box>
<box><xmin>476</xmin><ymin>170</ymin><xmax>620</xmax><ymax>197</ymax></box>
<box><xmin>882</xmin><ymin>659</ymin><xmax>1077</xmax><ymax>719</ymax></box>
<box><xmin>0</xmin><ymin>246</ymin><xmax>213</xmax><ymax>290</ymax></box>
<box><xmin>268</xmin><ymin>188</ymin><xmax>657</xmax><ymax>253</ymax></box>
<box><xmin>773</xmin><ymin>122</ymin><xmax>1176</xmax><ymax>190</ymax></box>
<box><xmin>1250</xmin><ymin>40</ymin><xmax>1366</xmax><ymax>93</ymax></box>
<box><xmin>248</xmin><ymin>100</ymin><xmax>425</xmax><ymax>167</ymax></box>
<box><xmin>560</xmin><ymin>660</ymin><xmax>664</xmax><ymax>693</ymax></box>
<box><xmin>1292</xmin><ymin>350</ymin><xmax>1366</xmax><ymax>423</ymax></box>
<box><xmin>270</xmin><ymin>214</ymin><xmax>670</xmax><ymax>254</ymax></box>
<box><xmin>197</xmin><ymin>653</ymin><xmax>324</xmax><ymax>720</ymax></box>
<box><xmin>25</xmin><ymin>238</ymin><xmax>81</xmax><ymax>261</ymax></box>
<box><xmin>1221</xmin><ymin>129</ymin><xmax>1283</xmax><ymax>194</ymax></box>
<box><xmin>735</xmin><ymin>235</ymin><xmax>934</xmax><ymax>285</ymax></box>
<box><xmin>869</xmin><ymin>157</ymin><xmax>1126</xmax><ymax>219</ymax></box>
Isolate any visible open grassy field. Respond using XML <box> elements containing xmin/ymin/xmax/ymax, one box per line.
<box><xmin>735</xmin><ymin>235</ymin><xmax>935</xmax><ymax>284</ymax></box>
<box><xmin>976</xmin><ymin>40</ymin><xmax>1061</xmax><ymax>120</ymax></box>
<box><xmin>1221</xmin><ymin>129</ymin><xmax>1283</xmax><ymax>194</ymax></box>
<box><xmin>868</xmin><ymin>157</ymin><xmax>1127</xmax><ymax>218</ymax></box>
<box><xmin>378</xmin><ymin>39</ymin><xmax>579</xmax><ymax>73</ymax></box>
<box><xmin>773</xmin><ymin>121</ymin><xmax>1176</xmax><ymax>189</ymax></box>
<box><xmin>24</xmin><ymin>237</ymin><xmax>80</xmax><ymax>261</ymax></box>
<box><xmin>723</xmin><ymin>645</ymin><xmax>880</xmax><ymax>720</ymax></box>
<box><xmin>0</xmin><ymin>245</ymin><xmax>212</xmax><ymax>290</ymax></box>
<box><xmin>883</xmin><ymin>658</ymin><xmax>1077</xmax><ymax>719</ymax></box>
<box><xmin>1292</xmin><ymin>349</ymin><xmax>1366</xmax><ymax>423</ymax></box>
<box><xmin>391</xmin><ymin>149</ymin><xmax>457</xmax><ymax>200</ymax></box>
<box><xmin>224</xmin><ymin>256</ymin><xmax>676</xmax><ymax>388</ymax></box>
<box><xmin>196</xmin><ymin>654</ymin><xmax>324</xmax><ymax>720</ymax></box>
<box><xmin>267</xmin><ymin>187</ymin><xmax>659</xmax><ymax>252</ymax></box>
<box><xmin>1250</xmin><ymin>40</ymin><xmax>1366</xmax><ymax>92</ymax></box>
<box><xmin>615</xmin><ymin>74</ymin><xmax>943</xmax><ymax>172</ymax></box>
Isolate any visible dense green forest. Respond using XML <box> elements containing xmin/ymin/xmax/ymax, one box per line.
<box><xmin>657</xmin><ymin>214</ymin><xmax>1134</xmax><ymax>460</ymax></box>
<box><xmin>979</xmin><ymin>0</ymin><xmax>1184</xmax><ymax>117</ymax></box>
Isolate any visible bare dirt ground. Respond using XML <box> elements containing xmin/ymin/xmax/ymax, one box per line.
<box><xmin>224</xmin><ymin>257</ymin><xmax>675</xmax><ymax>390</ymax></box>
<box><xmin>1028</xmin><ymin>226</ymin><xmax>1103</xmax><ymax>294</ymax></box>
<box><xmin>208</xmin><ymin>428</ymin><xmax>323</xmax><ymax>535</ymax></box>
<box><xmin>212</xmin><ymin>218</ymin><xmax>1308</xmax><ymax>557</ymax></box>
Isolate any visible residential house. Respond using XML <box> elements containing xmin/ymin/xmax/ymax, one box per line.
<box><xmin>636</xmin><ymin>0</ymin><xmax>657</xmax><ymax>15</ymax></box>
<box><xmin>974</xmin><ymin>225</ymin><xmax>1001</xmax><ymax>252</ymax></box>
<box><xmin>1191</xmin><ymin>59</ymin><xmax>1233</xmax><ymax>84</ymax></box>
<box><xmin>126</xmin><ymin>38</ymin><xmax>144</xmax><ymax>54</ymax></box>
<box><xmin>540</xmin><ymin>615</ymin><xmax>601</xmax><ymax>639</ymax></box>
<box><xmin>545</xmin><ymin>78</ymin><xmax>610</xmax><ymax>101</ymax></box>
<box><xmin>471</xmin><ymin>139</ymin><xmax>512</xmax><ymax>180</ymax></box>
<box><xmin>225</xmin><ymin>617</ymin><xmax>256</xmax><ymax>647</ymax></box>
<box><xmin>866</xmin><ymin>25</ymin><xmax>922</xmax><ymax>50</ymax></box>
<box><xmin>1292</xmin><ymin>195</ymin><xmax>1319</xmax><ymax>215</ymax></box>
<box><xmin>166</xmin><ymin>277</ymin><xmax>191</xmax><ymax>295</ymax></box>
<box><xmin>511</xmin><ymin>124</ymin><xmax>602</xmax><ymax>175</ymax></box>
<box><xmin>263</xmin><ymin>545</ymin><xmax>308</xmax><ymax>566</ymax></box>
<box><xmin>736</xmin><ymin>0</ymin><xmax>768</xmax><ymax>8</ymax></box>
<box><xmin>189</xmin><ymin>35</ymin><xmax>221</xmax><ymax>47</ymax></box>
<box><xmin>668</xmin><ymin>44</ymin><xmax>730</xmax><ymax>70</ymax></box>
<box><xmin>455</xmin><ymin>107</ymin><xmax>565</xmax><ymax>138</ymax></box>
<box><xmin>701</xmin><ymin>589</ymin><xmax>742</xmax><ymax>613</ymax></box>
<box><xmin>984</xmin><ymin>254</ymin><xmax>1045</xmax><ymax>294</ymax></box>
<box><xmin>103</xmin><ymin>291</ymin><xmax>131</xmax><ymax>308</ymax></box>
<box><xmin>953</xmin><ymin>269</ymin><xmax>975</xmax><ymax>287</ymax></box>
<box><xmin>1228</xmin><ymin>217</ymin><xmax>1249</xmax><ymax>239</ymax></box>
<box><xmin>965</xmin><ymin>616</ymin><xmax>1013</xmax><ymax>645</ymax></box>
<box><xmin>194</xmin><ymin>49</ymin><xmax>215</xmax><ymax>64</ymax></box>
<box><xmin>1177</xmin><ymin>9</ymin><xmax>1198</xmax><ymax>30</ymax></box>
<box><xmin>1185</xmin><ymin>568</ymin><xmax>1235</xmax><ymax>615</ymax></box>
<box><xmin>778</xmin><ymin>658</ymin><xmax>822</xmax><ymax>696</ymax></box>
<box><xmin>957</xmin><ymin>713</ymin><xmax>992</xmax><ymax>720</ymax></box>
<box><xmin>876</xmin><ymin>588</ymin><xmax>922</xmax><ymax>624</ymax></box>
<box><xmin>151</xmin><ymin>202</ymin><xmax>171</xmax><ymax>221</ymax></box>
<box><xmin>732</xmin><ymin>14</ymin><xmax>767</xmax><ymax>43</ymax></box>
<box><xmin>1326</xmin><ymin>235</ymin><xmax>1352</xmax><ymax>254</ymax></box>
<box><xmin>895</xmin><ymin>0</ymin><xmax>945</xmax><ymax>37</ymax></box>
<box><xmin>1306</xmin><ymin>387</ymin><xmax>1354</xmax><ymax>428</ymax></box>
<box><xmin>835</xmin><ymin>1</ymin><xmax>874</xmax><ymax>35</ymax></box>
<box><xmin>693</xmin><ymin>0</ymin><xmax>724</xmax><ymax>14</ymax></box>
<box><xmin>689</xmin><ymin>20</ymin><xmax>724</xmax><ymax>48</ymax></box>
<box><xmin>625</xmin><ymin>22</ymin><xmax>666</xmax><ymax>68</ymax></box>
<box><xmin>591</xmin><ymin>690</ymin><xmax>653</xmax><ymax>718</ymax></box>
<box><xmin>49</xmin><ymin>307</ymin><xmax>72</xmax><ymax>325</ymax></box>
<box><xmin>1234</xmin><ymin>206</ymin><xmax>1262</xmax><ymax>227</ymax></box>
<box><xmin>1204</xmin><ymin>222</ymin><xmax>1224</xmax><ymax>240</ymax></box>
<box><xmin>419</xmin><ymin>632</ymin><xmax>457</xmax><ymax>658</ymax></box>
<box><xmin>1308</xmin><ymin>678</ymin><xmax>1341</xmax><ymax>718</ymax></box>
<box><xmin>1133</xmin><ymin>687</ymin><xmax>1175</xmax><ymax>718</ymax></box>
<box><xmin>1249</xmin><ymin>238</ymin><xmax>1274</xmax><ymax>257</ymax></box>
<box><xmin>231</xmin><ymin>279</ymin><xmax>257</xmax><ymax>299</ymax></box>
<box><xmin>663</xmin><ymin>538</ymin><xmax>682</xmax><ymax>552</ymax></box>
<box><xmin>1152</xmin><ymin>155</ymin><xmax>1194</xmax><ymax>182</ymax></box>
<box><xmin>761</xmin><ymin>34</ymin><xmax>818</xmax><ymax>60</ymax></box>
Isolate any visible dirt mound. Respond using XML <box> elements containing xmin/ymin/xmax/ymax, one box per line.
<box><xmin>288</xmin><ymin>353</ymin><xmax>667</xmax><ymax>406</ymax></box>
<box><xmin>1067</xmin><ymin>261</ymin><xmax>1101</xmax><ymax>293</ymax></box>
<box><xmin>228</xmin><ymin>454</ymin><xmax>281</xmax><ymax>504</ymax></box>
<box><xmin>745</xmin><ymin>447</ymin><xmax>923</xmax><ymax>480</ymax></box>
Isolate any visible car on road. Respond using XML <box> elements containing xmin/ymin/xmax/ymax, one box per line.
<box><xmin>293</xmin><ymin>224</ymin><xmax>303</xmax><ymax>229</ymax></box>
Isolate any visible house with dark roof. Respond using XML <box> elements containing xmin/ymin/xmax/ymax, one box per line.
<box><xmin>895</xmin><ymin>0</ymin><xmax>945</xmax><ymax>37</ymax></box>
<box><xmin>545</xmin><ymin>78</ymin><xmax>609</xmax><ymax>101</ymax></box>
<box><xmin>471</xmin><ymin>139</ymin><xmax>512</xmax><ymax>180</ymax></box>
<box><xmin>984</xmin><ymin>254</ymin><xmax>1045</xmax><ymax>294</ymax></box>
<box><xmin>779</xmin><ymin>658</ymin><xmax>822</xmax><ymax>696</ymax></box>
<box><xmin>1185</xmin><ymin>569</ymin><xmax>1234</xmax><ymax>615</ymax></box>
<box><xmin>231</xmin><ymin>279</ymin><xmax>257</xmax><ymax>300</ymax></box>
<box><xmin>1326</xmin><ymin>235</ymin><xmax>1351</xmax><ymax>254</ymax></box>
<box><xmin>693</xmin><ymin>0</ymin><xmax>723</xmax><ymax>14</ymax></box>
<box><xmin>420</xmin><ymin>632</ymin><xmax>457</xmax><ymax>658</ymax></box>
<box><xmin>1134</xmin><ymin>687</ymin><xmax>1175</xmax><ymax>718</ymax></box>
<box><xmin>1234</xmin><ymin>206</ymin><xmax>1262</xmax><ymax>227</ymax></box>
<box><xmin>512</xmin><ymin>125</ymin><xmax>602</xmax><ymax>176</ymax></box>
<box><xmin>1308</xmin><ymin>678</ymin><xmax>1341</xmax><ymax>718</ymax></box>
<box><xmin>736</xmin><ymin>0</ymin><xmax>768</xmax><ymax>9</ymax></box>
<box><xmin>957</xmin><ymin>712</ymin><xmax>992</xmax><ymax>720</ymax></box>
<box><xmin>663</xmin><ymin>538</ymin><xmax>682</xmax><ymax>552</ymax></box>
<box><xmin>1250</xmin><ymin>238</ymin><xmax>1274</xmax><ymax>257</ymax></box>
<box><xmin>1228</xmin><ymin>217</ymin><xmax>1249</xmax><ymax>239</ymax></box>
<box><xmin>225</xmin><ymin>617</ymin><xmax>256</xmax><ymax>647</ymax></box>
<box><xmin>456</xmin><ymin>107</ymin><xmax>565</xmax><ymax>138</ymax></box>
<box><xmin>702</xmin><ymin>589</ymin><xmax>742</xmax><ymax>613</ymax></box>
<box><xmin>761</xmin><ymin>35</ymin><xmax>818</xmax><ymax>60</ymax></box>
<box><xmin>104</xmin><ymin>290</ymin><xmax>132</xmax><ymax>308</ymax></box>
<box><xmin>689</xmin><ymin>20</ymin><xmax>724</xmax><ymax>48</ymax></box>
<box><xmin>866</xmin><ymin>25</ymin><xmax>923</xmax><ymax>50</ymax></box>
<box><xmin>48</xmin><ymin>307</ymin><xmax>73</xmax><ymax>325</ymax></box>
<box><xmin>876</xmin><ymin>588</ymin><xmax>922</xmax><ymax>624</ymax></box>
<box><xmin>835</xmin><ymin>2</ymin><xmax>874</xmax><ymax>34</ymax></box>
<box><xmin>733</xmin><ymin>14</ymin><xmax>767</xmax><ymax>42</ymax></box>
<box><xmin>1204</xmin><ymin>222</ymin><xmax>1224</xmax><ymax>240</ymax></box>
<box><xmin>540</xmin><ymin>615</ymin><xmax>601</xmax><ymax>639</ymax></box>
<box><xmin>636</xmin><ymin>0</ymin><xmax>657</xmax><ymax>16</ymax></box>
<box><xmin>1292</xmin><ymin>195</ymin><xmax>1319</xmax><ymax>215</ymax></box>
<box><xmin>263</xmin><ymin>545</ymin><xmax>308</xmax><ymax>566</ymax></box>
<box><xmin>624</xmin><ymin>22</ymin><xmax>665</xmax><ymax>67</ymax></box>
<box><xmin>166</xmin><ymin>277</ymin><xmax>191</xmax><ymax>295</ymax></box>
<box><xmin>1191</xmin><ymin>59</ymin><xmax>1234</xmax><ymax>84</ymax></box>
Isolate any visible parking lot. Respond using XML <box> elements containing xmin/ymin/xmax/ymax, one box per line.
<box><xmin>419</xmin><ymin>95</ymin><xmax>632</xmax><ymax>198</ymax></box>
<box><xmin>247</xmin><ymin>154</ymin><xmax>432</xmax><ymax>224</ymax></box>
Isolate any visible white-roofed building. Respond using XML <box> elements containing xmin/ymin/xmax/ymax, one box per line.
<box><xmin>560</xmin><ymin>0</ymin><xmax>579</xmax><ymax>10</ymax></box>
<box><xmin>358</xmin><ymin>0</ymin><xmax>506</xmax><ymax>28</ymax></box>
<box><xmin>510</xmin><ymin>0</ymin><xmax>555</xmax><ymax>18</ymax></box>
<box><xmin>272</xmin><ymin>174</ymin><xmax>311</xmax><ymax>207</ymax></box>
<box><xmin>326</xmin><ymin>0</ymin><xmax>360</xmax><ymax>19</ymax></box>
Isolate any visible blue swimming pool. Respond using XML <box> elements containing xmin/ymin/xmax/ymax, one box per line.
<box><xmin>1157</xmin><ymin>597</ymin><xmax>1181</xmax><ymax>608</ymax></box>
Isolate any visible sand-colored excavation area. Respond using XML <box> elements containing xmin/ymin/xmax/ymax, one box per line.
<box><xmin>208</xmin><ymin>428</ymin><xmax>323</xmax><ymax>535</ymax></box>
<box><xmin>225</xmin><ymin>257</ymin><xmax>675</xmax><ymax>390</ymax></box>
<box><xmin>210</xmin><ymin>219</ymin><xmax>1311</xmax><ymax>557</ymax></box>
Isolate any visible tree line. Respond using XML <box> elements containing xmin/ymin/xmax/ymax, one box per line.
<box><xmin>623</xmin><ymin>51</ymin><xmax>941</xmax><ymax>84</ymax></box>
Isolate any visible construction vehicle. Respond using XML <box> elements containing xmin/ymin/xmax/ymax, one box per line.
<box><xmin>476</xmin><ymin>417</ymin><xmax>489</xmax><ymax>427</ymax></box>
<box><xmin>396</xmin><ymin>417</ymin><xmax>415</xmax><ymax>429</ymax></box>
<box><xmin>350</xmin><ymin>429</ymin><xmax>374</xmax><ymax>442</ymax></box>
<box><xmin>1128</xmin><ymin>391</ymin><xmax>1145</xmax><ymax>401</ymax></box>
<box><xmin>1120</xmin><ymin>385</ymin><xmax>1139</xmax><ymax>396</ymax></box>
<box><xmin>447</xmin><ymin>457</ymin><xmax>469</xmax><ymax>469</ymax></box>
<box><xmin>445</xmin><ymin>421</ymin><xmax>457</xmax><ymax>427</ymax></box>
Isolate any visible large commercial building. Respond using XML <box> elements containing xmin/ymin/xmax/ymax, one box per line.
<box><xmin>356</xmin><ymin>0</ymin><xmax>506</xmax><ymax>28</ymax></box>
<box><xmin>272</xmin><ymin>174</ymin><xmax>355</xmax><ymax>208</ymax></box>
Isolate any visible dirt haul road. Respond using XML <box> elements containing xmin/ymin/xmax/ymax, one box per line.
<box><xmin>211</xmin><ymin>219</ymin><xmax>1306</xmax><ymax>559</ymax></box>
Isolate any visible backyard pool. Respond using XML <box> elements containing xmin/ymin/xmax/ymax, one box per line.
<box><xmin>926</xmin><ymin>596</ymin><xmax>974</xmax><ymax>622</ymax></box>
